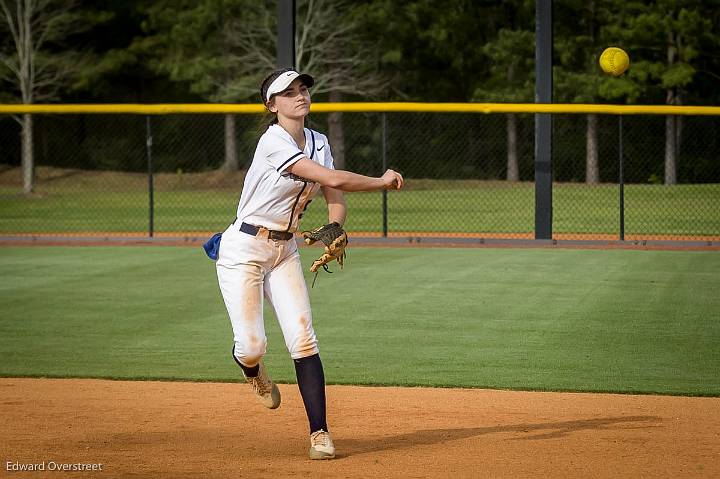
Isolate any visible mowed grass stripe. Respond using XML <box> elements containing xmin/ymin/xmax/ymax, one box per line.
<box><xmin>0</xmin><ymin>246</ymin><xmax>718</xmax><ymax>395</ymax></box>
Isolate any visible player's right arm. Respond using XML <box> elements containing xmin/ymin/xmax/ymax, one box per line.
<box><xmin>287</xmin><ymin>158</ymin><xmax>403</xmax><ymax>192</ymax></box>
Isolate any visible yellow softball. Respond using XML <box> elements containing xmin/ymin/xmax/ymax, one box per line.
<box><xmin>599</xmin><ymin>47</ymin><xmax>630</xmax><ymax>77</ymax></box>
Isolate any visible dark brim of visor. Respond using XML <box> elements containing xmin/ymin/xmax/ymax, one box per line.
<box><xmin>297</xmin><ymin>73</ymin><xmax>314</xmax><ymax>88</ymax></box>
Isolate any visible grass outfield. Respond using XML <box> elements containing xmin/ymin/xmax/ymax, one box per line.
<box><xmin>1</xmin><ymin>172</ymin><xmax>718</xmax><ymax>236</ymax></box>
<box><xmin>0</xmin><ymin>246</ymin><xmax>718</xmax><ymax>396</ymax></box>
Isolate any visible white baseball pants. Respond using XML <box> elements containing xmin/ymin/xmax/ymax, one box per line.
<box><xmin>216</xmin><ymin>226</ymin><xmax>318</xmax><ymax>367</ymax></box>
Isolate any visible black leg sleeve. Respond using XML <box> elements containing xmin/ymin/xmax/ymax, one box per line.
<box><xmin>294</xmin><ymin>353</ymin><xmax>328</xmax><ymax>433</ymax></box>
<box><xmin>232</xmin><ymin>345</ymin><xmax>259</xmax><ymax>377</ymax></box>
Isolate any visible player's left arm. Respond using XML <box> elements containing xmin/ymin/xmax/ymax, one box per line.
<box><xmin>322</xmin><ymin>185</ymin><xmax>346</xmax><ymax>226</ymax></box>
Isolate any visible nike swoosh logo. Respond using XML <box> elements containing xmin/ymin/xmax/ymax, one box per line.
<box><xmin>286</xmin><ymin>72</ymin><xmax>294</xmax><ymax>76</ymax></box>
<box><xmin>317</xmin><ymin>144</ymin><xmax>325</xmax><ymax>151</ymax></box>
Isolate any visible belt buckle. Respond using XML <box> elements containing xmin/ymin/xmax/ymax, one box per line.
<box><xmin>269</xmin><ymin>230</ymin><xmax>288</xmax><ymax>241</ymax></box>
<box><xmin>259</xmin><ymin>227</ymin><xmax>273</xmax><ymax>240</ymax></box>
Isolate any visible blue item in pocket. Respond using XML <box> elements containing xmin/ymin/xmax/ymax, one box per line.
<box><xmin>203</xmin><ymin>232</ymin><xmax>222</xmax><ymax>261</ymax></box>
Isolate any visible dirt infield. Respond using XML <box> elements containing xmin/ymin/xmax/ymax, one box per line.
<box><xmin>1</xmin><ymin>379</ymin><xmax>718</xmax><ymax>478</ymax></box>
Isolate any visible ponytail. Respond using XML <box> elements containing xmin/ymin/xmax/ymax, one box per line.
<box><xmin>257</xmin><ymin>110</ymin><xmax>278</xmax><ymax>136</ymax></box>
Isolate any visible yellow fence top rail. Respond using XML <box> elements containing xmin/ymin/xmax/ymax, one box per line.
<box><xmin>0</xmin><ymin>102</ymin><xmax>719</xmax><ymax>115</ymax></box>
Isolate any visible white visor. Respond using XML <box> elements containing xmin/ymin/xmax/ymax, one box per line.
<box><xmin>265</xmin><ymin>70</ymin><xmax>314</xmax><ymax>102</ymax></box>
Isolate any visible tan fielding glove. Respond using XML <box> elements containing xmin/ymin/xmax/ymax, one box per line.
<box><xmin>301</xmin><ymin>222</ymin><xmax>348</xmax><ymax>284</ymax></box>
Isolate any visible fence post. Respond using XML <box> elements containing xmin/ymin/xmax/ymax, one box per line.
<box><xmin>381</xmin><ymin>112</ymin><xmax>388</xmax><ymax>237</ymax></box>
<box><xmin>146</xmin><ymin>116</ymin><xmax>154</xmax><ymax>238</ymax></box>
<box><xmin>534</xmin><ymin>0</ymin><xmax>553</xmax><ymax>240</ymax></box>
<box><xmin>619</xmin><ymin>116</ymin><xmax>625</xmax><ymax>241</ymax></box>
<box><xmin>277</xmin><ymin>0</ymin><xmax>295</xmax><ymax>68</ymax></box>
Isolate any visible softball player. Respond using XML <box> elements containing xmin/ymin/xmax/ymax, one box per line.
<box><xmin>212</xmin><ymin>68</ymin><xmax>403</xmax><ymax>460</ymax></box>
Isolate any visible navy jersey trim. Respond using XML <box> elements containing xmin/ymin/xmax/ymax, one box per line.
<box><xmin>285</xmin><ymin>181</ymin><xmax>308</xmax><ymax>232</ymax></box>
<box><xmin>278</xmin><ymin>152</ymin><xmax>303</xmax><ymax>172</ymax></box>
<box><xmin>309</xmin><ymin>129</ymin><xmax>316</xmax><ymax>160</ymax></box>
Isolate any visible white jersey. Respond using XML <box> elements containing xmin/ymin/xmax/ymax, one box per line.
<box><xmin>236</xmin><ymin>124</ymin><xmax>334</xmax><ymax>232</ymax></box>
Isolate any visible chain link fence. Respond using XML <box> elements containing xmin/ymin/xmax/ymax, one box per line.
<box><xmin>1</xmin><ymin>109</ymin><xmax>718</xmax><ymax>240</ymax></box>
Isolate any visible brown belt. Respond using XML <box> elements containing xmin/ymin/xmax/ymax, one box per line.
<box><xmin>240</xmin><ymin>222</ymin><xmax>294</xmax><ymax>241</ymax></box>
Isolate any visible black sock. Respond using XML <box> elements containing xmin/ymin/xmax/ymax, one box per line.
<box><xmin>232</xmin><ymin>345</ymin><xmax>259</xmax><ymax>377</ymax></box>
<box><xmin>294</xmin><ymin>354</ymin><xmax>328</xmax><ymax>433</ymax></box>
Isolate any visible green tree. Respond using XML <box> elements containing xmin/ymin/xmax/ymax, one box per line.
<box><xmin>132</xmin><ymin>0</ymin><xmax>251</xmax><ymax>171</ymax></box>
<box><xmin>359</xmin><ymin>0</ymin><xmax>529</xmax><ymax>180</ymax></box>
<box><xmin>554</xmin><ymin>0</ymin><xmax>642</xmax><ymax>184</ymax></box>
<box><xmin>134</xmin><ymin>0</ymin><xmax>385</xmax><ymax>171</ymax></box>
<box><xmin>469</xmin><ymin>0</ymin><xmax>534</xmax><ymax>182</ymax></box>
<box><xmin>604</xmin><ymin>0</ymin><xmax>714</xmax><ymax>185</ymax></box>
<box><xmin>66</xmin><ymin>0</ymin><xmax>187</xmax><ymax>104</ymax></box>
<box><xmin>356</xmin><ymin>0</ymin><xmax>509</xmax><ymax>101</ymax></box>
<box><xmin>0</xmin><ymin>0</ymin><xmax>110</xmax><ymax>193</ymax></box>
<box><xmin>473</xmin><ymin>28</ymin><xmax>534</xmax><ymax>181</ymax></box>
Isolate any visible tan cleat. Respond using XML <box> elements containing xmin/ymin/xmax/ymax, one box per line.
<box><xmin>309</xmin><ymin>429</ymin><xmax>335</xmax><ymax>460</ymax></box>
<box><xmin>244</xmin><ymin>361</ymin><xmax>281</xmax><ymax>409</ymax></box>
